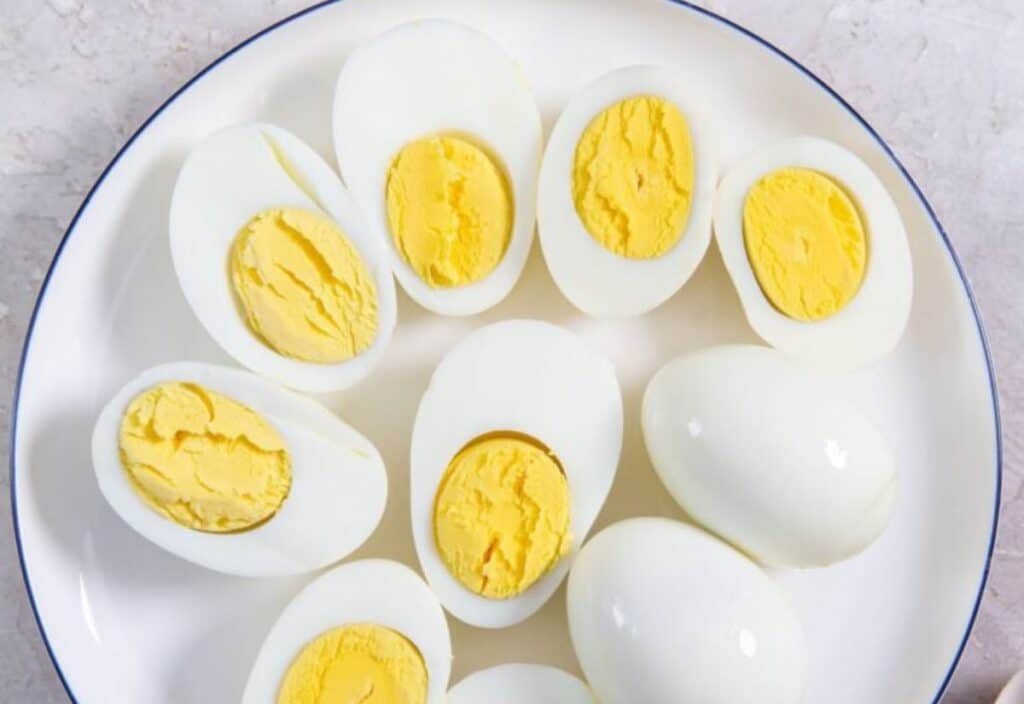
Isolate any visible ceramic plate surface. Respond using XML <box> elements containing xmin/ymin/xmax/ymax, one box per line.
<box><xmin>11</xmin><ymin>1</ymin><xmax>999</xmax><ymax>702</ymax></box>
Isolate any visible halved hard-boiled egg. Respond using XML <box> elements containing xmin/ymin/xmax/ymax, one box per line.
<box><xmin>244</xmin><ymin>559</ymin><xmax>451</xmax><ymax>704</ymax></box>
<box><xmin>410</xmin><ymin>320</ymin><xmax>622</xmax><ymax>628</ymax></box>
<box><xmin>538</xmin><ymin>66</ymin><xmax>718</xmax><ymax>317</ymax></box>
<box><xmin>643</xmin><ymin>345</ymin><xmax>897</xmax><ymax>567</ymax></box>
<box><xmin>333</xmin><ymin>20</ymin><xmax>542</xmax><ymax>315</ymax></box>
<box><xmin>714</xmin><ymin>136</ymin><xmax>912</xmax><ymax>369</ymax></box>
<box><xmin>91</xmin><ymin>362</ymin><xmax>386</xmax><ymax>576</ymax></box>
<box><xmin>568</xmin><ymin>518</ymin><xmax>807</xmax><ymax>704</ymax></box>
<box><xmin>169</xmin><ymin>123</ymin><xmax>396</xmax><ymax>392</ymax></box>
<box><xmin>448</xmin><ymin>664</ymin><xmax>596</xmax><ymax>704</ymax></box>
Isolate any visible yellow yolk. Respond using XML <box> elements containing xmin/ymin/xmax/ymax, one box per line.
<box><xmin>385</xmin><ymin>135</ymin><xmax>513</xmax><ymax>288</ymax></box>
<box><xmin>229</xmin><ymin>207</ymin><xmax>378</xmax><ymax>364</ymax></box>
<box><xmin>118</xmin><ymin>382</ymin><xmax>291</xmax><ymax>532</ymax></box>
<box><xmin>572</xmin><ymin>95</ymin><xmax>694</xmax><ymax>259</ymax></box>
<box><xmin>433</xmin><ymin>433</ymin><xmax>571</xmax><ymax>599</ymax></box>
<box><xmin>277</xmin><ymin>624</ymin><xmax>427</xmax><ymax>704</ymax></box>
<box><xmin>743</xmin><ymin>167</ymin><xmax>867</xmax><ymax>321</ymax></box>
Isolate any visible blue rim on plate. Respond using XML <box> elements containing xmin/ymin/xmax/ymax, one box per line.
<box><xmin>9</xmin><ymin>1</ymin><xmax>1002</xmax><ymax>702</ymax></box>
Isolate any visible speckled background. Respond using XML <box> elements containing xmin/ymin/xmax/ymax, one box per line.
<box><xmin>1</xmin><ymin>1</ymin><xmax>1021</xmax><ymax>702</ymax></box>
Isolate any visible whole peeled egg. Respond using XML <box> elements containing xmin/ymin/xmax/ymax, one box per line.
<box><xmin>334</xmin><ymin>20</ymin><xmax>542</xmax><ymax>315</ymax></box>
<box><xmin>538</xmin><ymin>66</ymin><xmax>718</xmax><ymax>317</ymax></box>
<box><xmin>448</xmin><ymin>664</ymin><xmax>596</xmax><ymax>704</ymax></box>
<box><xmin>642</xmin><ymin>345</ymin><xmax>898</xmax><ymax>567</ymax></box>
<box><xmin>410</xmin><ymin>320</ymin><xmax>623</xmax><ymax>628</ymax></box>
<box><xmin>713</xmin><ymin>136</ymin><xmax>912</xmax><ymax>369</ymax></box>
<box><xmin>169</xmin><ymin>123</ymin><xmax>397</xmax><ymax>392</ymax></box>
<box><xmin>244</xmin><ymin>559</ymin><xmax>451</xmax><ymax>704</ymax></box>
<box><xmin>91</xmin><ymin>362</ymin><xmax>387</xmax><ymax>576</ymax></box>
<box><xmin>568</xmin><ymin>518</ymin><xmax>806</xmax><ymax>704</ymax></box>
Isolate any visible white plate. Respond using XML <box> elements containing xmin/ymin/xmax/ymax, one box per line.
<box><xmin>10</xmin><ymin>1</ymin><xmax>1000</xmax><ymax>702</ymax></box>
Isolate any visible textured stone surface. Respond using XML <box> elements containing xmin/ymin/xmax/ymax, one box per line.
<box><xmin>0</xmin><ymin>1</ymin><xmax>1020</xmax><ymax>702</ymax></box>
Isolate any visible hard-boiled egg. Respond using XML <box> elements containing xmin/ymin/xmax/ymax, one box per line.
<box><xmin>333</xmin><ymin>20</ymin><xmax>542</xmax><ymax>315</ymax></box>
<box><xmin>643</xmin><ymin>345</ymin><xmax>897</xmax><ymax>567</ymax></box>
<box><xmin>448</xmin><ymin>664</ymin><xmax>596</xmax><ymax>704</ymax></box>
<box><xmin>410</xmin><ymin>320</ymin><xmax>622</xmax><ymax>628</ymax></box>
<box><xmin>91</xmin><ymin>362</ymin><xmax>386</xmax><ymax>576</ymax></box>
<box><xmin>243</xmin><ymin>559</ymin><xmax>451</xmax><ymax>704</ymax></box>
<box><xmin>568</xmin><ymin>518</ymin><xmax>806</xmax><ymax>704</ymax></box>
<box><xmin>537</xmin><ymin>66</ymin><xmax>718</xmax><ymax>317</ymax></box>
<box><xmin>169</xmin><ymin>123</ymin><xmax>396</xmax><ymax>392</ymax></box>
<box><xmin>713</xmin><ymin>136</ymin><xmax>912</xmax><ymax>369</ymax></box>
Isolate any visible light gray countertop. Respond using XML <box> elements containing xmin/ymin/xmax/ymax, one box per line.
<box><xmin>1</xmin><ymin>1</ymin><xmax>1021</xmax><ymax>702</ymax></box>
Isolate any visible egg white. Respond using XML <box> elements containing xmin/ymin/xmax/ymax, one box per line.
<box><xmin>537</xmin><ymin>65</ymin><xmax>718</xmax><ymax>317</ymax></box>
<box><xmin>410</xmin><ymin>320</ymin><xmax>623</xmax><ymax>628</ymax></box>
<box><xmin>568</xmin><ymin>518</ymin><xmax>807</xmax><ymax>704</ymax></box>
<box><xmin>713</xmin><ymin>136</ymin><xmax>913</xmax><ymax>369</ymax></box>
<box><xmin>642</xmin><ymin>345</ymin><xmax>897</xmax><ymax>567</ymax></box>
<box><xmin>448</xmin><ymin>664</ymin><xmax>596</xmax><ymax>704</ymax></box>
<box><xmin>91</xmin><ymin>362</ymin><xmax>387</xmax><ymax>577</ymax></box>
<box><xmin>169</xmin><ymin>123</ymin><xmax>397</xmax><ymax>392</ymax></box>
<box><xmin>333</xmin><ymin>19</ymin><xmax>542</xmax><ymax>316</ymax></box>
<box><xmin>243</xmin><ymin>559</ymin><xmax>451</xmax><ymax>704</ymax></box>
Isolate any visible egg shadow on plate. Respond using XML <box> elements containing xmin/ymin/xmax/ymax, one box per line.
<box><xmin>24</xmin><ymin>404</ymin><xmax>111</xmax><ymax>572</ymax></box>
<box><xmin>484</xmin><ymin>243</ymin><xmax>579</xmax><ymax>326</ymax></box>
<box><xmin>448</xmin><ymin>578</ymin><xmax>578</xmax><ymax>683</ymax></box>
<box><xmin>645</xmin><ymin>240</ymin><xmax>760</xmax><ymax>354</ymax></box>
<box><xmin>260</xmin><ymin>52</ymin><xmax>349</xmax><ymax>166</ymax></box>
<box><xmin>326</xmin><ymin>355</ymin><xmax>439</xmax><ymax>569</ymax></box>
<box><xmin>97</xmin><ymin>150</ymin><xmax>231</xmax><ymax>379</ymax></box>
<box><xmin>162</xmin><ymin>575</ymin><xmax>307</xmax><ymax>704</ymax></box>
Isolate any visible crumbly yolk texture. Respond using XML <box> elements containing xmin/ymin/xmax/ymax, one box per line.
<box><xmin>277</xmin><ymin>624</ymin><xmax>427</xmax><ymax>704</ymax></box>
<box><xmin>572</xmin><ymin>95</ymin><xmax>694</xmax><ymax>259</ymax></box>
<box><xmin>118</xmin><ymin>382</ymin><xmax>291</xmax><ymax>532</ymax></box>
<box><xmin>742</xmin><ymin>167</ymin><xmax>867</xmax><ymax>321</ymax></box>
<box><xmin>385</xmin><ymin>136</ymin><xmax>512</xmax><ymax>288</ymax></box>
<box><xmin>230</xmin><ymin>207</ymin><xmax>378</xmax><ymax>364</ymax></box>
<box><xmin>433</xmin><ymin>433</ymin><xmax>571</xmax><ymax>599</ymax></box>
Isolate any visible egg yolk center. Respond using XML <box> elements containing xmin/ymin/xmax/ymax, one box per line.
<box><xmin>118</xmin><ymin>382</ymin><xmax>291</xmax><ymax>533</ymax></box>
<box><xmin>385</xmin><ymin>135</ymin><xmax>513</xmax><ymax>288</ymax></box>
<box><xmin>433</xmin><ymin>432</ymin><xmax>572</xmax><ymax>599</ymax></box>
<box><xmin>742</xmin><ymin>167</ymin><xmax>867</xmax><ymax>321</ymax></box>
<box><xmin>277</xmin><ymin>624</ymin><xmax>427</xmax><ymax>704</ymax></box>
<box><xmin>572</xmin><ymin>95</ymin><xmax>694</xmax><ymax>259</ymax></box>
<box><xmin>229</xmin><ymin>207</ymin><xmax>379</xmax><ymax>364</ymax></box>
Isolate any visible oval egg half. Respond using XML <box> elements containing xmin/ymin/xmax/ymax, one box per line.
<box><xmin>448</xmin><ymin>664</ymin><xmax>596</xmax><ymax>704</ymax></box>
<box><xmin>334</xmin><ymin>19</ymin><xmax>542</xmax><ymax>315</ymax></box>
<box><xmin>169</xmin><ymin>123</ymin><xmax>397</xmax><ymax>392</ymax></box>
<box><xmin>643</xmin><ymin>345</ymin><xmax>898</xmax><ymax>567</ymax></box>
<box><xmin>538</xmin><ymin>66</ymin><xmax>718</xmax><ymax>317</ymax></box>
<box><xmin>91</xmin><ymin>362</ymin><xmax>387</xmax><ymax>576</ymax></box>
<box><xmin>410</xmin><ymin>320</ymin><xmax>623</xmax><ymax>628</ymax></box>
<box><xmin>713</xmin><ymin>136</ymin><xmax>912</xmax><ymax>369</ymax></box>
<box><xmin>568</xmin><ymin>518</ymin><xmax>807</xmax><ymax>704</ymax></box>
<box><xmin>244</xmin><ymin>559</ymin><xmax>451</xmax><ymax>704</ymax></box>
